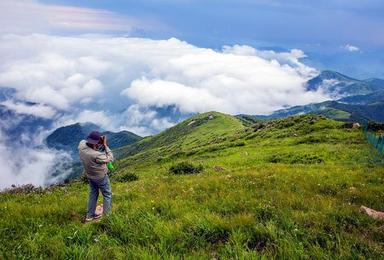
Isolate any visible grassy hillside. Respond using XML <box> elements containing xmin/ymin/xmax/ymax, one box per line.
<box><xmin>312</xmin><ymin>108</ymin><xmax>351</xmax><ymax>120</ymax></box>
<box><xmin>1</xmin><ymin>113</ymin><xmax>384</xmax><ymax>259</ymax></box>
<box><xmin>113</xmin><ymin>111</ymin><xmax>245</xmax><ymax>160</ymax></box>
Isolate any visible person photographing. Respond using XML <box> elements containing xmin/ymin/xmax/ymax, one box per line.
<box><xmin>78</xmin><ymin>131</ymin><xmax>114</xmax><ymax>221</ymax></box>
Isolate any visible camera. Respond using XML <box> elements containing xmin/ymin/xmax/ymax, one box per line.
<box><xmin>98</xmin><ymin>136</ymin><xmax>106</xmax><ymax>149</ymax></box>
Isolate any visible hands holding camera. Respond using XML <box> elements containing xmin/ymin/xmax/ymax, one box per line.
<box><xmin>98</xmin><ymin>135</ymin><xmax>109</xmax><ymax>150</ymax></box>
<box><xmin>101</xmin><ymin>135</ymin><xmax>108</xmax><ymax>147</ymax></box>
<box><xmin>100</xmin><ymin>135</ymin><xmax>114</xmax><ymax>170</ymax></box>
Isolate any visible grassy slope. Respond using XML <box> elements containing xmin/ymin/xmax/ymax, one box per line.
<box><xmin>113</xmin><ymin>111</ymin><xmax>245</xmax><ymax>162</ymax></box>
<box><xmin>1</xmin><ymin>113</ymin><xmax>384</xmax><ymax>259</ymax></box>
<box><xmin>313</xmin><ymin>108</ymin><xmax>351</xmax><ymax>121</ymax></box>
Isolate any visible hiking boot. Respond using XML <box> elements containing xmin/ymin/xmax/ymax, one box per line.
<box><xmin>93</xmin><ymin>214</ymin><xmax>102</xmax><ymax>220</ymax></box>
<box><xmin>85</xmin><ymin>214</ymin><xmax>102</xmax><ymax>222</ymax></box>
<box><xmin>85</xmin><ymin>216</ymin><xmax>94</xmax><ymax>222</ymax></box>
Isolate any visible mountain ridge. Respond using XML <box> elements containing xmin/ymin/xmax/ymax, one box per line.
<box><xmin>46</xmin><ymin>122</ymin><xmax>142</xmax><ymax>160</ymax></box>
<box><xmin>306</xmin><ymin>70</ymin><xmax>384</xmax><ymax>97</ymax></box>
<box><xmin>249</xmin><ymin>70</ymin><xmax>384</xmax><ymax>123</ymax></box>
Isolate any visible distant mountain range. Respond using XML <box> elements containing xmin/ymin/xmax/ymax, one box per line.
<box><xmin>46</xmin><ymin>123</ymin><xmax>142</xmax><ymax>160</ymax></box>
<box><xmin>306</xmin><ymin>70</ymin><xmax>384</xmax><ymax>98</ymax></box>
<box><xmin>246</xmin><ymin>70</ymin><xmax>384</xmax><ymax>123</ymax></box>
<box><xmin>1</xmin><ymin>69</ymin><xmax>383</xmax><ymax>155</ymax></box>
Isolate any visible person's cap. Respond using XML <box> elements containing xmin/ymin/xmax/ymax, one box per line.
<box><xmin>86</xmin><ymin>131</ymin><xmax>101</xmax><ymax>145</ymax></box>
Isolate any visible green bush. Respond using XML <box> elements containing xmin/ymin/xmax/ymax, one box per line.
<box><xmin>115</xmin><ymin>172</ymin><xmax>139</xmax><ymax>182</ymax></box>
<box><xmin>368</xmin><ymin>121</ymin><xmax>384</xmax><ymax>131</ymax></box>
<box><xmin>295</xmin><ymin>135</ymin><xmax>327</xmax><ymax>144</ymax></box>
<box><xmin>267</xmin><ymin>153</ymin><xmax>324</xmax><ymax>164</ymax></box>
<box><xmin>169</xmin><ymin>162</ymin><xmax>203</xmax><ymax>175</ymax></box>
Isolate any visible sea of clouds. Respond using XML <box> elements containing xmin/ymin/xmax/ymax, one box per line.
<box><xmin>0</xmin><ymin>34</ymin><xmax>330</xmax><ymax>189</ymax></box>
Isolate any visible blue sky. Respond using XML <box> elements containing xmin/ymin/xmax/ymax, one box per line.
<box><xmin>36</xmin><ymin>0</ymin><xmax>384</xmax><ymax>78</ymax></box>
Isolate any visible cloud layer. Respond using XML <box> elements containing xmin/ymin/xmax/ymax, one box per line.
<box><xmin>0</xmin><ymin>34</ymin><xmax>328</xmax><ymax>135</ymax></box>
<box><xmin>0</xmin><ymin>142</ymin><xmax>72</xmax><ymax>190</ymax></box>
<box><xmin>0</xmin><ymin>125</ymin><xmax>72</xmax><ymax>190</ymax></box>
<box><xmin>345</xmin><ymin>44</ymin><xmax>360</xmax><ymax>52</ymax></box>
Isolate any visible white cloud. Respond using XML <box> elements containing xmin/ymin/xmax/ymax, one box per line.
<box><xmin>0</xmin><ymin>34</ymin><xmax>327</xmax><ymax>133</ymax></box>
<box><xmin>344</xmin><ymin>44</ymin><xmax>360</xmax><ymax>52</ymax></box>
<box><xmin>0</xmin><ymin>0</ymin><xmax>150</xmax><ymax>34</ymax></box>
<box><xmin>0</xmin><ymin>144</ymin><xmax>71</xmax><ymax>189</ymax></box>
<box><xmin>119</xmin><ymin>105</ymin><xmax>176</xmax><ymax>136</ymax></box>
<box><xmin>0</xmin><ymin>43</ymin><xmax>107</xmax><ymax>110</ymax></box>
<box><xmin>56</xmin><ymin>106</ymin><xmax>176</xmax><ymax>137</ymax></box>
<box><xmin>123</xmin><ymin>78</ymin><xmax>228</xmax><ymax>113</ymax></box>
<box><xmin>223</xmin><ymin>45</ymin><xmax>311</xmax><ymax>77</ymax></box>
<box><xmin>60</xmin><ymin>110</ymin><xmax>112</xmax><ymax>130</ymax></box>
<box><xmin>123</xmin><ymin>44</ymin><xmax>324</xmax><ymax>115</ymax></box>
<box><xmin>0</xmin><ymin>99</ymin><xmax>56</xmax><ymax>119</ymax></box>
<box><xmin>0</xmin><ymin>128</ymin><xmax>72</xmax><ymax>190</ymax></box>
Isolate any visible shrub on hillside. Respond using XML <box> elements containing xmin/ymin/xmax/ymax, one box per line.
<box><xmin>368</xmin><ymin>121</ymin><xmax>384</xmax><ymax>132</ymax></box>
<box><xmin>342</xmin><ymin>122</ymin><xmax>354</xmax><ymax>129</ymax></box>
<box><xmin>169</xmin><ymin>162</ymin><xmax>203</xmax><ymax>175</ymax></box>
<box><xmin>294</xmin><ymin>135</ymin><xmax>331</xmax><ymax>144</ymax></box>
<box><xmin>115</xmin><ymin>172</ymin><xmax>139</xmax><ymax>182</ymax></box>
<box><xmin>252</xmin><ymin>122</ymin><xmax>266</xmax><ymax>132</ymax></box>
<box><xmin>267</xmin><ymin>153</ymin><xmax>324</xmax><ymax>164</ymax></box>
<box><xmin>2</xmin><ymin>184</ymin><xmax>44</xmax><ymax>194</ymax></box>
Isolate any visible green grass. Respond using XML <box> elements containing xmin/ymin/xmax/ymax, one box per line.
<box><xmin>113</xmin><ymin>111</ymin><xmax>245</xmax><ymax>159</ymax></box>
<box><xmin>313</xmin><ymin>108</ymin><xmax>352</xmax><ymax>120</ymax></box>
<box><xmin>1</xmin><ymin>113</ymin><xmax>384</xmax><ymax>259</ymax></box>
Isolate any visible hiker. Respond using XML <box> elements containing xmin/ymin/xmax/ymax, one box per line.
<box><xmin>78</xmin><ymin>131</ymin><xmax>114</xmax><ymax>221</ymax></box>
